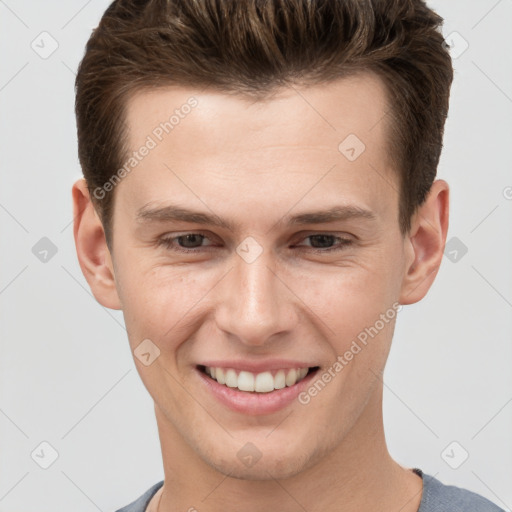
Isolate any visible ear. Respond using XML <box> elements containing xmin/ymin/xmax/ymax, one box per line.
<box><xmin>72</xmin><ymin>178</ymin><xmax>122</xmax><ymax>310</ymax></box>
<box><xmin>399</xmin><ymin>179</ymin><xmax>450</xmax><ymax>305</ymax></box>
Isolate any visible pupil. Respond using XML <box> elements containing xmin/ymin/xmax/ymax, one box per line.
<box><xmin>311</xmin><ymin>235</ymin><xmax>333</xmax><ymax>248</ymax></box>
<box><xmin>179</xmin><ymin>234</ymin><xmax>203</xmax><ymax>248</ymax></box>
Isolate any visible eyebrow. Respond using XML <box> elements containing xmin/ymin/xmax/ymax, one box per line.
<box><xmin>135</xmin><ymin>203</ymin><xmax>377</xmax><ymax>230</ymax></box>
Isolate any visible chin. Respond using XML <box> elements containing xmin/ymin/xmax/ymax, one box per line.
<box><xmin>201</xmin><ymin>440</ymin><xmax>326</xmax><ymax>481</ymax></box>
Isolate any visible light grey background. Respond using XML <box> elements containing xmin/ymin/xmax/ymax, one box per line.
<box><xmin>0</xmin><ymin>1</ymin><xmax>511</xmax><ymax>511</ymax></box>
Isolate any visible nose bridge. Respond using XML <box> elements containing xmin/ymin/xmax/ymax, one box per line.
<box><xmin>215</xmin><ymin>247</ymin><xmax>296</xmax><ymax>345</ymax></box>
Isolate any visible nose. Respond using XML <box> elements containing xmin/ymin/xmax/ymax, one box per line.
<box><xmin>214</xmin><ymin>246</ymin><xmax>299</xmax><ymax>347</ymax></box>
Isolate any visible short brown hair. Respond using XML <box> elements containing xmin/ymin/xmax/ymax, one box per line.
<box><xmin>75</xmin><ymin>0</ymin><xmax>453</xmax><ymax>247</ymax></box>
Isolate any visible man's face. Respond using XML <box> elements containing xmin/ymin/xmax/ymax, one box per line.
<box><xmin>107</xmin><ymin>73</ymin><xmax>413</xmax><ymax>478</ymax></box>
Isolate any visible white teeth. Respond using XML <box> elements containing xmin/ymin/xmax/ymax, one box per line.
<box><xmin>238</xmin><ymin>371</ymin><xmax>255</xmax><ymax>392</ymax></box>
<box><xmin>216</xmin><ymin>367</ymin><xmax>226</xmax><ymax>384</ymax></box>
<box><xmin>285</xmin><ymin>368</ymin><xmax>297</xmax><ymax>387</ymax></box>
<box><xmin>274</xmin><ymin>370</ymin><xmax>286</xmax><ymax>389</ymax></box>
<box><xmin>254</xmin><ymin>371</ymin><xmax>274</xmax><ymax>392</ymax></box>
<box><xmin>204</xmin><ymin>366</ymin><xmax>310</xmax><ymax>393</ymax></box>
<box><xmin>225</xmin><ymin>369</ymin><xmax>238</xmax><ymax>388</ymax></box>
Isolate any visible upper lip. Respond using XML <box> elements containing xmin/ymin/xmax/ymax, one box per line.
<box><xmin>198</xmin><ymin>360</ymin><xmax>318</xmax><ymax>373</ymax></box>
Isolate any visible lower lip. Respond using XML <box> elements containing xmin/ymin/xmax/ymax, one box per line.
<box><xmin>196</xmin><ymin>367</ymin><xmax>318</xmax><ymax>415</ymax></box>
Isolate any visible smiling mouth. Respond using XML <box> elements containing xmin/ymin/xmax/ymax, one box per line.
<box><xmin>197</xmin><ymin>365</ymin><xmax>320</xmax><ymax>393</ymax></box>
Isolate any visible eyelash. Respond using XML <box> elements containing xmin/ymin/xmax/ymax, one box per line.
<box><xmin>157</xmin><ymin>232</ymin><xmax>354</xmax><ymax>254</ymax></box>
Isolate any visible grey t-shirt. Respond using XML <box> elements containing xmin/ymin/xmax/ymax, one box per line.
<box><xmin>115</xmin><ymin>468</ymin><xmax>505</xmax><ymax>512</ymax></box>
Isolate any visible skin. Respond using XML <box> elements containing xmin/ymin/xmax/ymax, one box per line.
<box><xmin>72</xmin><ymin>72</ymin><xmax>449</xmax><ymax>512</ymax></box>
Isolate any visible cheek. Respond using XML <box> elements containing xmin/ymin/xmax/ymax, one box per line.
<box><xmin>118</xmin><ymin>258</ymin><xmax>226</xmax><ymax>363</ymax></box>
<box><xmin>295</xmin><ymin>261</ymin><xmax>398</xmax><ymax>346</ymax></box>
<box><xmin>116</xmin><ymin>258</ymin><xmax>214</xmax><ymax>347</ymax></box>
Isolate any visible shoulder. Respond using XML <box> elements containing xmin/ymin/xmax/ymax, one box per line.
<box><xmin>419</xmin><ymin>471</ymin><xmax>505</xmax><ymax>512</ymax></box>
<box><xmin>114</xmin><ymin>481</ymin><xmax>164</xmax><ymax>512</ymax></box>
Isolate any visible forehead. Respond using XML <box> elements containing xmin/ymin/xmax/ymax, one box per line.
<box><xmin>124</xmin><ymin>72</ymin><xmax>391</xmax><ymax>150</ymax></box>
<box><xmin>118</xmin><ymin>72</ymin><xmax>397</xmax><ymax>227</ymax></box>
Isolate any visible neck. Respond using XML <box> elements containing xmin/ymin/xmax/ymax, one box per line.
<box><xmin>154</xmin><ymin>383</ymin><xmax>423</xmax><ymax>512</ymax></box>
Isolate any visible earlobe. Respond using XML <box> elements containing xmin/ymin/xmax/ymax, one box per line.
<box><xmin>72</xmin><ymin>178</ymin><xmax>122</xmax><ymax>310</ymax></box>
<box><xmin>399</xmin><ymin>179</ymin><xmax>450</xmax><ymax>305</ymax></box>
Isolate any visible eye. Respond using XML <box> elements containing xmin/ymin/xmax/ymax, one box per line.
<box><xmin>156</xmin><ymin>232</ymin><xmax>354</xmax><ymax>255</ymax></box>
<box><xmin>157</xmin><ymin>232</ymin><xmax>215</xmax><ymax>252</ymax></box>
<box><xmin>295</xmin><ymin>234</ymin><xmax>353</xmax><ymax>252</ymax></box>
